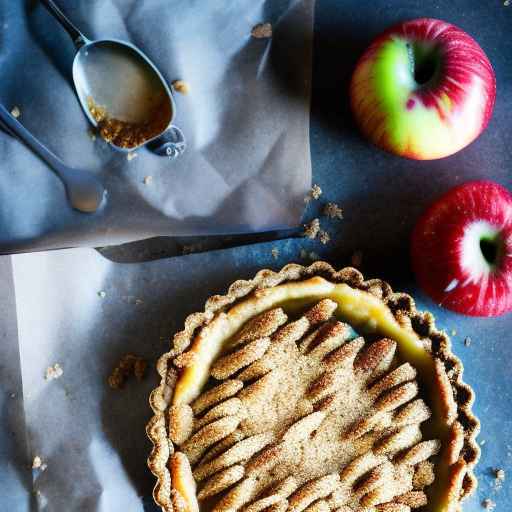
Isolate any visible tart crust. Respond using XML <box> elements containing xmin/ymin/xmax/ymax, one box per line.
<box><xmin>147</xmin><ymin>262</ymin><xmax>479</xmax><ymax>512</ymax></box>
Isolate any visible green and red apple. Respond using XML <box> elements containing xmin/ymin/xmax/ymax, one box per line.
<box><xmin>350</xmin><ymin>18</ymin><xmax>496</xmax><ymax>160</ymax></box>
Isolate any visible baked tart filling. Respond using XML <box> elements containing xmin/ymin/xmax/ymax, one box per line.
<box><xmin>148</xmin><ymin>263</ymin><xmax>479</xmax><ymax>512</ymax></box>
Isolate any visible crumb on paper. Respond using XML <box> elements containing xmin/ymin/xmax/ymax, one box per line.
<box><xmin>496</xmin><ymin>468</ymin><xmax>505</xmax><ymax>480</ymax></box>
<box><xmin>11</xmin><ymin>106</ymin><xmax>21</xmax><ymax>118</ymax></box>
<box><xmin>305</xmin><ymin>184</ymin><xmax>322</xmax><ymax>203</ymax></box>
<box><xmin>108</xmin><ymin>354</ymin><xmax>147</xmax><ymax>389</ymax></box>
<box><xmin>351</xmin><ymin>250</ymin><xmax>363</xmax><ymax>268</ymax></box>
<box><xmin>480</xmin><ymin>439</ymin><xmax>486</xmax><ymax>446</ymax></box>
<box><xmin>271</xmin><ymin>247</ymin><xmax>279</xmax><ymax>260</ymax></box>
<box><xmin>303</xmin><ymin>218</ymin><xmax>320</xmax><ymax>239</ymax></box>
<box><xmin>464</xmin><ymin>337</ymin><xmax>472</xmax><ymax>346</ymax></box>
<box><xmin>45</xmin><ymin>363</ymin><xmax>63</xmax><ymax>381</ymax></box>
<box><xmin>98</xmin><ymin>290</ymin><xmax>106</xmax><ymax>299</ymax></box>
<box><xmin>319</xmin><ymin>230</ymin><xmax>330</xmax><ymax>245</ymax></box>
<box><xmin>172</xmin><ymin>80</ymin><xmax>190</xmax><ymax>95</ymax></box>
<box><xmin>251</xmin><ymin>22</ymin><xmax>272</xmax><ymax>39</ymax></box>
<box><xmin>323</xmin><ymin>202</ymin><xmax>343</xmax><ymax>220</ymax></box>
<box><xmin>451</xmin><ymin>329</ymin><xmax>457</xmax><ymax>336</ymax></box>
<box><xmin>143</xmin><ymin>175</ymin><xmax>153</xmax><ymax>185</ymax></box>
<box><xmin>482</xmin><ymin>499</ymin><xmax>496</xmax><ymax>511</ymax></box>
<box><xmin>127</xmin><ymin>152</ymin><xmax>138</xmax><ymax>161</ymax></box>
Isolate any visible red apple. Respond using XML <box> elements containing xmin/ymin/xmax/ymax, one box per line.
<box><xmin>350</xmin><ymin>18</ymin><xmax>496</xmax><ymax>160</ymax></box>
<box><xmin>411</xmin><ymin>181</ymin><xmax>512</xmax><ymax>317</ymax></box>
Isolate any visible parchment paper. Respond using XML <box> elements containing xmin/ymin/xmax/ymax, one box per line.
<box><xmin>7</xmin><ymin>242</ymin><xmax>512</xmax><ymax>512</ymax></box>
<box><xmin>0</xmin><ymin>0</ymin><xmax>313</xmax><ymax>253</ymax></box>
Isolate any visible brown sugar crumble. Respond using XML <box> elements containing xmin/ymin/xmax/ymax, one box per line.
<box><xmin>87</xmin><ymin>96</ymin><xmax>171</xmax><ymax>149</ymax></box>
<box><xmin>108</xmin><ymin>354</ymin><xmax>147</xmax><ymax>389</ymax></box>
<box><xmin>319</xmin><ymin>230</ymin><xmax>330</xmax><ymax>245</ymax></box>
<box><xmin>323</xmin><ymin>202</ymin><xmax>343</xmax><ymax>220</ymax></box>
<box><xmin>305</xmin><ymin>184</ymin><xmax>322</xmax><ymax>203</ymax></box>
<box><xmin>303</xmin><ymin>218</ymin><xmax>321</xmax><ymax>239</ymax></box>
<box><xmin>251</xmin><ymin>22</ymin><xmax>272</xmax><ymax>39</ymax></box>
<box><xmin>45</xmin><ymin>363</ymin><xmax>63</xmax><ymax>381</ymax></box>
<box><xmin>11</xmin><ymin>106</ymin><xmax>21</xmax><ymax>119</ymax></box>
<box><xmin>172</xmin><ymin>80</ymin><xmax>190</xmax><ymax>95</ymax></box>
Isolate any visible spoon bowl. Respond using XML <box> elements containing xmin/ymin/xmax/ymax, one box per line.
<box><xmin>41</xmin><ymin>0</ymin><xmax>186</xmax><ymax>158</ymax></box>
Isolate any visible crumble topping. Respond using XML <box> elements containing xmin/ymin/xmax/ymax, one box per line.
<box><xmin>303</xmin><ymin>218</ymin><xmax>321</xmax><ymax>240</ymax></box>
<box><xmin>251</xmin><ymin>22</ymin><xmax>272</xmax><ymax>39</ymax></box>
<box><xmin>172</xmin><ymin>80</ymin><xmax>190</xmax><ymax>95</ymax></box>
<box><xmin>305</xmin><ymin>184</ymin><xmax>322</xmax><ymax>203</ymax></box>
<box><xmin>108</xmin><ymin>354</ymin><xmax>147</xmax><ymax>389</ymax></box>
<box><xmin>87</xmin><ymin>96</ymin><xmax>171</xmax><ymax>149</ymax></box>
<box><xmin>319</xmin><ymin>230</ymin><xmax>330</xmax><ymax>245</ymax></box>
<box><xmin>323</xmin><ymin>202</ymin><xmax>343</xmax><ymax>220</ymax></box>
<box><xmin>10</xmin><ymin>106</ymin><xmax>21</xmax><ymax>118</ymax></box>
<box><xmin>45</xmin><ymin>363</ymin><xmax>63</xmax><ymax>381</ymax></box>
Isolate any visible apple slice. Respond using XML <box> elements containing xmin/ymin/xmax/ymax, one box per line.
<box><xmin>170</xmin><ymin>452</ymin><xmax>200</xmax><ymax>512</ymax></box>
<box><xmin>411</xmin><ymin>181</ymin><xmax>512</xmax><ymax>316</ymax></box>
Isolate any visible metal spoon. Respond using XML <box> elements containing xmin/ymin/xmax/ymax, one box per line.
<box><xmin>40</xmin><ymin>0</ymin><xmax>186</xmax><ymax>158</ymax></box>
<box><xmin>0</xmin><ymin>105</ymin><xmax>106</xmax><ymax>213</ymax></box>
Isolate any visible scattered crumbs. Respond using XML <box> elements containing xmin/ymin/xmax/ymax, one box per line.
<box><xmin>323</xmin><ymin>202</ymin><xmax>343</xmax><ymax>220</ymax></box>
<box><xmin>305</xmin><ymin>184</ymin><xmax>322</xmax><ymax>203</ymax></box>
<box><xmin>172</xmin><ymin>80</ymin><xmax>190</xmax><ymax>95</ymax></box>
<box><xmin>108</xmin><ymin>354</ymin><xmax>147</xmax><ymax>389</ymax></box>
<box><xmin>303</xmin><ymin>218</ymin><xmax>321</xmax><ymax>239</ymax></box>
<box><xmin>143</xmin><ymin>175</ymin><xmax>153</xmax><ymax>185</ymax></box>
<box><xmin>11</xmin><ymin>106</ymin><xmax>21</xmax><ymax>118</ymax></box>
<box><xmin>351</xmin><ymin>250</ymin><xmax>363</xmax><ymax>268</ymax></box>
<box><xmin>45</xmin><ymin>363</ymin><xmax>63</xmax><ymax>381</ymax></box>
<box><xmin>251</xmin><ymin>22</ymin><xmax>272</xmax><ymax>39</ymax></box>
<box><xmin>127</xmin><ymin>152</ymin><xmax>138</xmax><ymax>161</ymax></box>
<box><xmin>88</xmin><ymin>129</ymin><xmax>97</xmax><ymax>141</ymax></box>
<box><xmin>495</xmin><ymin>468</ymin><xmax>505</xmax><ymax>482</ymax></box>
<box><xmin>464</xmin><ymin>337</ymin><xmax>472</xmax><ymax>347</ymax></box>
<box><xmin>482</xmin><ymin>498</ymin><xmax>496</xmax><ymax>511</ymax></box>
<box><xmin>319</xmin><ymin>230</ymin><xmax>330</xmax><ymax>245</ymax></box>
<box><xmin>271</xmin><ymin>247</ymin><xmax>280</xmax><ymax>260</ymax></box>
<box><xmin>98</xmin><ymin>290</ymin><xmax>107</xmax><ymax>299</ymax></box>
<box><xmin>451</xmin><ymin>329</ymin><xmax>457</xmax><ymax>336</ymax></box>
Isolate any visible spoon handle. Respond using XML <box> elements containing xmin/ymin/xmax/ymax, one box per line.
<box><xmin>40</xmin><ymin>0</ymin><xmax>89</xmax><ymax>48</ymax></box>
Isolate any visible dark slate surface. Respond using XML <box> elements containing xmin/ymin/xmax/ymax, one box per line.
<box><xmin>1</xmin><ymin>0</ymin><xmax>511</xmax><ymax>510</ymax></box>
